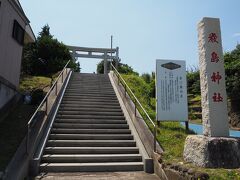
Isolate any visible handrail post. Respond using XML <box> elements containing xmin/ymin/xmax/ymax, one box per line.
<box><xmin>55</xmin><ymin>80</ymin><xmax>58</xmax><ymax>96</ymax></box>
<box><xmin>45</xmin><ymin>97</ymin><xmax>48</xmax><ymax>115</ymax></box>
<box><xmin>154</xmin><ymin>126</ymin><xmax>157</xmax><ymax>152</ymax></box>
<box><xmin>26</xmin><ymin>125</ymin><xmax>29</xmax><ymax>154</ymax></box>
<box><xmin>62</xmin><ymin>72</ymin><xmax>64</xmax><ymax>83</ymax></box>
<box><xmin>134</xmin><ymin>99</ymin><xmax>137</xmax><ymax>117</ymax></box>
<box><xmin>124</xmin><ymin>84</ymin><xmax>127</xmax><ymax>97</ymax></box>
<box><xmin>118</xmin><ymin>74</ymin><xmax>120</xmax><ymax>85</ymax></box>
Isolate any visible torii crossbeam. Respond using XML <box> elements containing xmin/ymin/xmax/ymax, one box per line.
<box><xmin>68</xmin><ymin>45</ymin><xmax>120</xmax><ymax>74</ymax></box>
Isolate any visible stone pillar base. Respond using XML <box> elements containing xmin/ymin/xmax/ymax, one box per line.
<box><xmin>183</xmin><ymin>135</ymin><xmax>240</xmax><ymax>168</ymax></box>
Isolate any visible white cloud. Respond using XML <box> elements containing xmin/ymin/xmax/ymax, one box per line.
<box><xmin>233</xmin><ymin>33</ymin><xmax>240</xmax><ymax>37</ymax></box>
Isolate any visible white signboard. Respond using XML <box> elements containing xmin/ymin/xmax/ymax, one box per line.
<box><xmin>198</xmin><ymin>17</ymin><xmax>229</xmax><ymax>137</ymax></box>
<box><xmin>156</xmin><ymin>60</ymin><xmax>188</xmax><ymax>121</ymax></box>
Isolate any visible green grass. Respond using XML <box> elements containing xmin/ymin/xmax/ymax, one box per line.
<box><xmin>19</xmin><ymin>76</ymin><xmax>51</xmax><ymax>92</ymax></box>
<box><xmin>189</xmin><ymin>104</ymin><xmax>201</xmax><ymax>108</ymax></box>
<box><xmin>191</xmin><ymin>95</ymin><xmax>201</xmax><ymax>102</ymax></box>
<box><xmin>189</xmin><ymin>119</ymin><xmax>202</xmax><ymax>124</ymax></box>
<box><xmin>157</xmin><ymin>122</ymin><xmax>192</xmax><ymax>162</ymax></box>
<box><xmin>122</xmin><ymin>73</ymin><xmax>240</xmax><ymax>179</ymax></box>
<box><xmin>121</xmin><ymin>74</ymin><xmax>155</xmax><ymax>119</ymax></box>
<box><xmin>121</xmin><ymin>74</ymin><xmax>191</xmax><ymax>162</ymax></box>
<box><xmin>0</xmin><ymin>103</ymin><xmax>36</xmax><ymax>171</ymax></box>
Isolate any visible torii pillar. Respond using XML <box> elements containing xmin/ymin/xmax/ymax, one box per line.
<box><xmin>104</xmin><ymin>52</ymin><xmax>108</xmax><ymax>74</ymax></box>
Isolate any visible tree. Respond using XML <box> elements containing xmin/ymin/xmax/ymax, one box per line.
<box><xmin>224</xmin><ymin>45</ymin><xmax>240</xmax><ymax>126</ymax></box>
<box><xmin>118</xmin><ymin>63</ymin><xmax>138</xmax><ymax>75</ymax></box>
<box><xmin>141</xmin><ymin>73</ymin><xmax>151</xmax><ymax>84</ymax></box>
<box><xmin>96</xmin><ymin>60</ymin><xmax>107</xmax><ymax>74</ymax></box>
<box><xmin>96</xmin><ymin>60</ymin><xmax>138</xmax><ymax>75</ymax></box>
<box><xmin>38</xmin><ymin>24</ymin><xmax>53</xmax><ymax>39</ymax></box>
<box><xmin>21</xmin><ymin>25</ymin><xmax>80</xmax><ymax>76</ymax></box>
<box><xmin>224</xmin><ymin>45</ymin><xmax>240</xmax><ymax>101</ymax></box>
<box><xmin>187</xmin><ymin>70</ymin><xmax>200</xmax><ymax>95</ymax></box>
<box><xmin>21</xmin><ymin>43</ymin><xmax>38</xmax><ymax>75</ymax></box>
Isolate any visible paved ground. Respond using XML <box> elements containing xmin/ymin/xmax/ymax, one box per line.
<box><xmin>35</xmin><ymin>172</ymin><xmax>160</xmax><ymax>180</ymax></box>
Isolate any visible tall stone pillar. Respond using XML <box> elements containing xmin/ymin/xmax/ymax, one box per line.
<box><xmin>183</xmin><ymin>17</ymin><xmax>240</xmax><ymax>168</ymax></box>
<box><xmin>198</xmin><ymin>17</ymin><xmax>229</xmax><ymax>137</ymax></box>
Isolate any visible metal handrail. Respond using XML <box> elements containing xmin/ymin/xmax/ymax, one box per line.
<box><xmin>110</xmin><ymin>63</ymin><xmax>157</xmax><ymax>152</ymax></box>
<box><xmin>26</xmin><ymin>60</ymin><xmax>71</xmax><ymax>154</ymax></box>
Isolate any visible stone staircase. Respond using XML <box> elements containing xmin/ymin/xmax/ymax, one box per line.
<box><xmin>39</xmin><ymin>73</ymin><xmax>144</xmax><ymax>172</ymax></box>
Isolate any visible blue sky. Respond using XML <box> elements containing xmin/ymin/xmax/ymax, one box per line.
<box><xmin>20</xmin><ymin>0</ymin><xmax>240</xmax><ymax>74</ymax></box>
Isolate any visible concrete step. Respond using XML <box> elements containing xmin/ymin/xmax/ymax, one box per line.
<box><xmin>44</xmin><ymin>147</ymin><xmax>139</xmax><ymax>154</ymax></box>
<box><xmin>58</xmin><ymin>107</ymin><xmax>122</xmax><ymax>112</ymax></box>
<box><xmin>66</xmin><ymin>85</ymin><xmax>112</xmax><ymax>88</ymax></box>
<box><xmin>68</xmin><ymin>83</ymin><xmax>112</xmax><ymax>85</ymax></box>
<box><xmin>64</xmin><ymin>91</ymin><xmax>116</xmax><ymax>95</ymax></box>
<box><xmin>47</xmin><ymin>140</ymin><xmax>136</xmax><ymax>147</ymax></box>
<box><xmin>71</xmin><ymin>75</ymin><xmax>109</xmax><ymax>77</ymax></box>
<box><xmin>59</xmin><ymin>105</ymin><xmax>121</xmax><ymax>110</ymax></box>
<box><xmin>49</xmin><ymin>134</ymin><xmax>133</xmax><ymax>140</ymax></box>
<box><xmin>53</xmin><ymin>123</ymin><xmax>129</xmax><ymax>129</ymax></box>
<box><xmin>70</xmin><ymin>78</ymin><xmax>110</xmax><ymax>80</ymax></box>
<box><xmin>63</xmin><ymin>93</ymin><xmax>116</xmax><ymax>97</ymax></box>
<box><xmin>63</xmin><ymin>96</ymin><xmax>118</xmax><ymax>100</ymax></box>
<box><xmin>63</xmin><ymin>93</ymin><xmax>117</xmax><ymax>98</ymax></box>
<box><xmin>59</xmin><ymin>104</ymin><xmax>121</xmax><ymax>109</ymax></box>
<box><xmin>66</xmin><ymin>85</ymin><xmax>113</xmax><ymax>88</ymax></box>
<box><xmin>69</xmin><ymin>80</ymin><xmax>111</xmax><ymax>82</ymax></box>
<box><xmin>56</xmin><ymin>115</ymin><xmax>125</xmax><ymax>120</ymax></box>
<box><xmin>69</xmin><ymin>82</ymin><xmax>111</xmax><ymax>84</ymax></box>
<box><xmin>66</xmin><ymin>89</ymin><xmax>114</xmax><ymax>93</ymax></box>
<box><xmin>51</xmin><ymin>128</ymin><xmax>131</xmax><ymax>134</ymax></box>
<box><xmin>40</xmin><ymin>162</ymin><xmax>144</xmax><ymax>172</ymax></box>
<box><xmin>42</xmin><ymin>154</ymin><xmax>142</xmax><ymax>163</ymax></box>
<box><xmin>61</xmin><ymin>101</ymin><xmax>120</xmax><ymax>106</ymax></box>
<box><xmin>64</xmin><ymin>93</ymin><xmax>116</xmax><ymax>97</ymax></box>
<box><xmin>66</xmin><ymin>89</ymin><xmax>116</xmax><ymax>95</ymax></box>
<box><xmin>70</xmin><ymin>78</ymin><xmax>109</xmax><ymax>79</ymax></box>
<box><xmin>69</xmin><ymin>79</ymin><xmax>110</xmax><ymax>81</ymax></box>
<box><xmin>57</xmin><ymin>111</ymin><xmax>124</xmax><ymax>116</ymax></box>
<box><xmin>67</xmin><ymin>85</ymin><xmax>112</xmax><ymax>87</ymax></box>
<box><xmin>62</xmin><ymin>97</ymin><xmax>118</xmax><ymax>102</ymax></box>
<box><xmin>70</xmin><ymin>81</ymin><xmax>110</xmax><ymax>82</ymax></box>
<box><xmin>70</xmin><ymin>78</ymin><xmax>109</xmax><ymax>80</ymax></box>
<box><xmin>55</xmin><ymin>119</ymin><xmax>127</xmax><ymax>124</ymax></box>
<box><xmin>61</xmin><ymin>98</ymin><xmax>119</xmax><ymax>103</ymax></box>
<box><xmin>70</xmin><ymin>77</ymin><xmax>109</xmax><ymax>79</ymax></box>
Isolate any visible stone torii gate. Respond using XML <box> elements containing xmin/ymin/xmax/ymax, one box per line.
<box><xmin>68</xmin><ymin>45</ymin><xmax>120</xmax><ymax>74</ymax></box>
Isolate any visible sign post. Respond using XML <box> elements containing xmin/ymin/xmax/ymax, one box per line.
<box><xmin>156</xmin><ymin>60</ymin><xmax>188</xmax><ymax>122</ymax></box>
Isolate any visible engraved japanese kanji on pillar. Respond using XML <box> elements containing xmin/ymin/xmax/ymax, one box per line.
<box><xmin>198</xmin><ymin>17</ymin><xmax>229</xmax><ymax>137</ymax></box>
